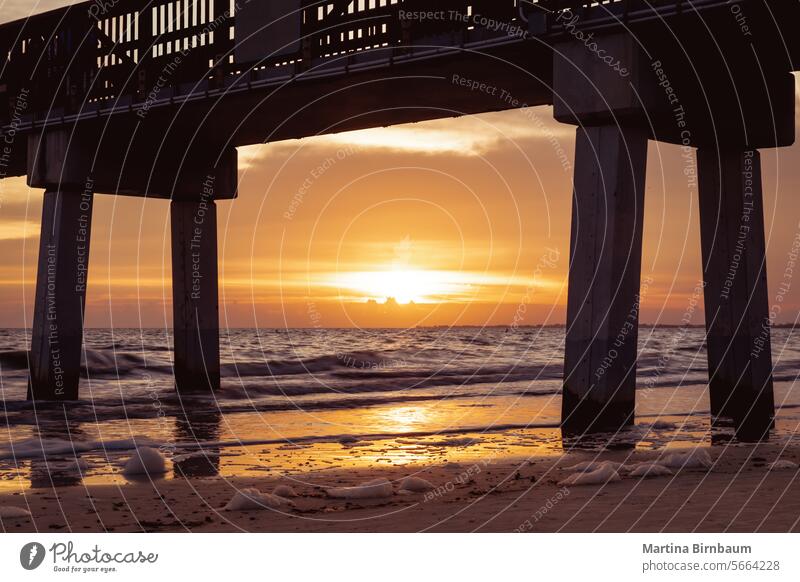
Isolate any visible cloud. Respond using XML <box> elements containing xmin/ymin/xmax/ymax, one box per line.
<box><xmin>0</xmin><ymin>0</ymin><xmax>80</xmax><ymax>24</ymax></box>
<box><xmin>241</xmin><ymin>107</ymin><xmax>574</xmax><ymax>161</ymax></box>
<box><xmin>315</xmin><ymin>123</ymin><xmax>501</xmax><ymax>156</ymax></box>
<box><xmin>0</xmin><ymin>218</ymin><xmax>39</xmax><ymax>240</ymax></box>
<box><xmin>0</xmin><ymin>177</ymin><xmax>35</xmax><ymax>206</ymax></box>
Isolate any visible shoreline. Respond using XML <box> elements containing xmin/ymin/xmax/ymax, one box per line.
<box><xmin>2</xmin><ymin>442</ymin><xmax>799</xmax><ymax>533</ymax></box>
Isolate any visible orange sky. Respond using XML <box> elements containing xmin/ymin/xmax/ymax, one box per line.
<box><xmin>2</xmin><ymin>3</ymin><xmax>800</xmax><ymax>329</ymax></box>
<box><xmin>3</xmin><ymin>103</ymin><xmax>800</xmax><ymax>328</ymax></box>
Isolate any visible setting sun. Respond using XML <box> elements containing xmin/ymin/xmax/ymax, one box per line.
<box><xmin>331</xmin><ymin>268</ymin><xmax>475</xmax><ymax>304</ymax></box>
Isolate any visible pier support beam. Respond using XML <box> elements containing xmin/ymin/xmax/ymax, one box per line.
<box><xmin>28</xmin><ymin>186</ymin><xmax>94</xmax><ymax>401</ymax></box>
<box><xmin>552</xmin><ymin>31</ymin><xmax>652</xmax><ymax>434</ymax></box>
<box><xmin>561</xmin><ymin>125</ymin><xmax>648</xmax><ymax>434</ymax></box>
<box><xmin>697</xmin><ymin>148</ymin><xmax>774</xmax><ymax>439</ymax></box>
<box><xmin>168</xmin><ymin>149</ymin><xmax>235</xmax><ymax>395</ymax></box>
<box><xmin>170</xmin><ymin>193</ymin><xmax>220</xmax><ymax>394</ymax></box>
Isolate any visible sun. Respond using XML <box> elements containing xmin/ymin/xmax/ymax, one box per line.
<box><xmin>332</xmin><ymin>268</ymin><xmax>469</xmax><ymax>304</ymax></box>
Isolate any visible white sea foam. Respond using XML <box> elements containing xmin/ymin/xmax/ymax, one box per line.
<box><xmin>562</xmin><ymin>460</ymin><xmax>625</xmax><ymax>473</ymax></box>
<box><xmin>224</xmin><ymin>488</ymin><xmax>289</xmax><ymax>511</ymax></box>
<box><xmin>558</xmin><ymin>463</ymin><xmax>621</xmax><ymax>486</ymax></box>
<box><xmin>661</xmin><ymin>448</ymin><xmax>712</xmax><ymax>470</ymax></box>
<box><xmin>0</xmin><ymin>438</ymin><xmax>93</xmax><ymax>460</ymax></box>
<box><xmin>628</xmin><ymin>463</ymin><xmax>673</xmax><ymax>478</ymax></box>
<box><xmin>327</xmin><ymin>478</ymin><xmax>393</xmax><ymax>499</ymax></box>
<box><xmin>272</xmin><ymin>484</ymin><xmax>297</xmax><ymax>498</ymax></box>
<box><xmin>399</xmin><ymin>476</ymin><xmax>435</xmax><ymax>492</ymax></box>
<box><xmin>0</xmin><ymin>506</ymin><xmax>31</xmax><ymax>518</ymax></box>
<box><xmin>0</xmin><ymin>437</ymin><xmax>155</xmax><ymax>461</ymax></box>
<box><xmin>122</xmin><ymin>447</ymin><xmax>167</xmax><ymax>476</ymax></box>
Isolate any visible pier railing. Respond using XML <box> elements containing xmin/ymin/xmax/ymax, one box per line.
<box><xmin>0</xmin><ymin>0</ymin><xmax>745</xmax><ymax>129</ymax></box>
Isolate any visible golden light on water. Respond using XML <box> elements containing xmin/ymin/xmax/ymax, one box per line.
<box><xmin>378</xmin><ymin>406</ymin><xmax>433</xmax><ymax>432</ymax></box>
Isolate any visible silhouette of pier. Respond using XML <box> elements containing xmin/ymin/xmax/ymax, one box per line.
<box><xmin>1</xmin><ymin>0</ymin><xmax>797</xmax><ymax>439</ymax></box>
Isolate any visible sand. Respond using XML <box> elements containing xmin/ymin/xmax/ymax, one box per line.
<box><xmin>1</xmin><ymin>442</ymin><xmax>799</xmax><ymax>533</ymax></box>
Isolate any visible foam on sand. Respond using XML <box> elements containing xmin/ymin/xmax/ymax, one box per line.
<box><xmin>0</xmin><ymin>506</ymin><xmax>32</xmax><ymax>519</ymax></box>
<box><xmin>224</xmin><ymin>488</ymin><xmax>290</xmax><ymax>511</ymax></box>
<box><xmin>272</xmin><ymin>484</ymin><xmax>297</xmax><ymax>498</ymax></box>
<box><xmin>768</xmin><ymin>460</ymin><xmax>799</xmax><ymax>471</ymax></box>
<box><xmin>562</xmin><ymin>460</ymin><xmax>625</xmax><ymax>473</ymax></box>
<box><xmin>558</xmin><ymin>463</ymin><xmax>621</xmax><ymax>486</ymax></box>
<box><xmin>661</xmin><ymin>448</ymin><xmax>712</xmax><ymax>470</ymax></box>
<box><xmin>327</xmin><ymin>478</ymin><xmax>393</xmax><ymax>499</ymax></box>
<box><xmin>399</xmin><ymin>476</ymin><xmax>435</xmax><ymax>492</ymax></box>
<box><xmin>122</xmin><ymin>447</ymin><xmax>168</xmax><ymax>477</ymax></box>
<box><xmin>0</xmin><ymin>437</ymin><xmax>155</xmax><ymax>460</ymax></box>
<box><xmin>629</xmin><ymin>463</ymin><xmax>674</xmax><ymax>478</ymax></box>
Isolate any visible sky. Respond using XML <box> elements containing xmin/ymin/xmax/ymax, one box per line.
<box><xmin>2</xmin><ymin>1</ymin><xmax>800</xmax><ymax>329</ymax></box>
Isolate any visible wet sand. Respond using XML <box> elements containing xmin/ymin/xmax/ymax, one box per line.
<box><xmin>2</xmin><ymin>443</ymin><xmax>799</xmax><ymax>533</ymax></box>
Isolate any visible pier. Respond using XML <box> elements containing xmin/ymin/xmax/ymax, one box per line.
<box><xmin>1</xmin><ymin>0</ymin><xmax>797</xmax><ymax>439</ymax></box>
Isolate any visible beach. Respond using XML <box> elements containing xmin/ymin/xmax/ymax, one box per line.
<box><xmin>2</xmin><ymin>441</ymin><xmax>799</xmax><ymax>533</ymax></box>
<box><xmin>2</xmin><ymin>327</ymin><xmax>800</xmax><ymax>533</ymax></box>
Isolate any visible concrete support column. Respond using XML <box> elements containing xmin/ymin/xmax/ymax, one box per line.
<box><xmin>697</xmin><ymin>148</ymin><xmax>774</xmax><ymax>439</ymax></box>
<box><xmin>28</xmin><ymin>186</ymin><xmax>94</xmax><ymax>401</ymax></box>
<box><xmin>562</xmin><ymin>125</ymin><xmax>648</xmax><ymax>434</ymax></box>
<box><xmin>552</xmin><ymin>31</ymin><xmax>653</xmax><ymax>435</ymax></box>
<box><xmin>170</xmin><ymin>192</ymin><xmax>220</xmax><ymax>394</ymax></box>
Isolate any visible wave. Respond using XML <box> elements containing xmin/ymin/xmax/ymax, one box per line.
<box><xmin>1</xmin><ymin>348</ymin><xmax>566</xmax><ymax>384</ymax></box>
<box><xmin>3</xmin><ymin>328</ymin><xmax>800</xmax><ymax>436</ymax></box>
<box><xmin>0</xmin><ymin>349</ymin><xmax>173</xmax><ymax>377</ymax></box>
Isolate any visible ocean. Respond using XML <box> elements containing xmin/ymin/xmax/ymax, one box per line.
<box><xmin>1</xmin><ymin>326</ymin><xmax>799</xmax><ymax>489</ymax></box>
